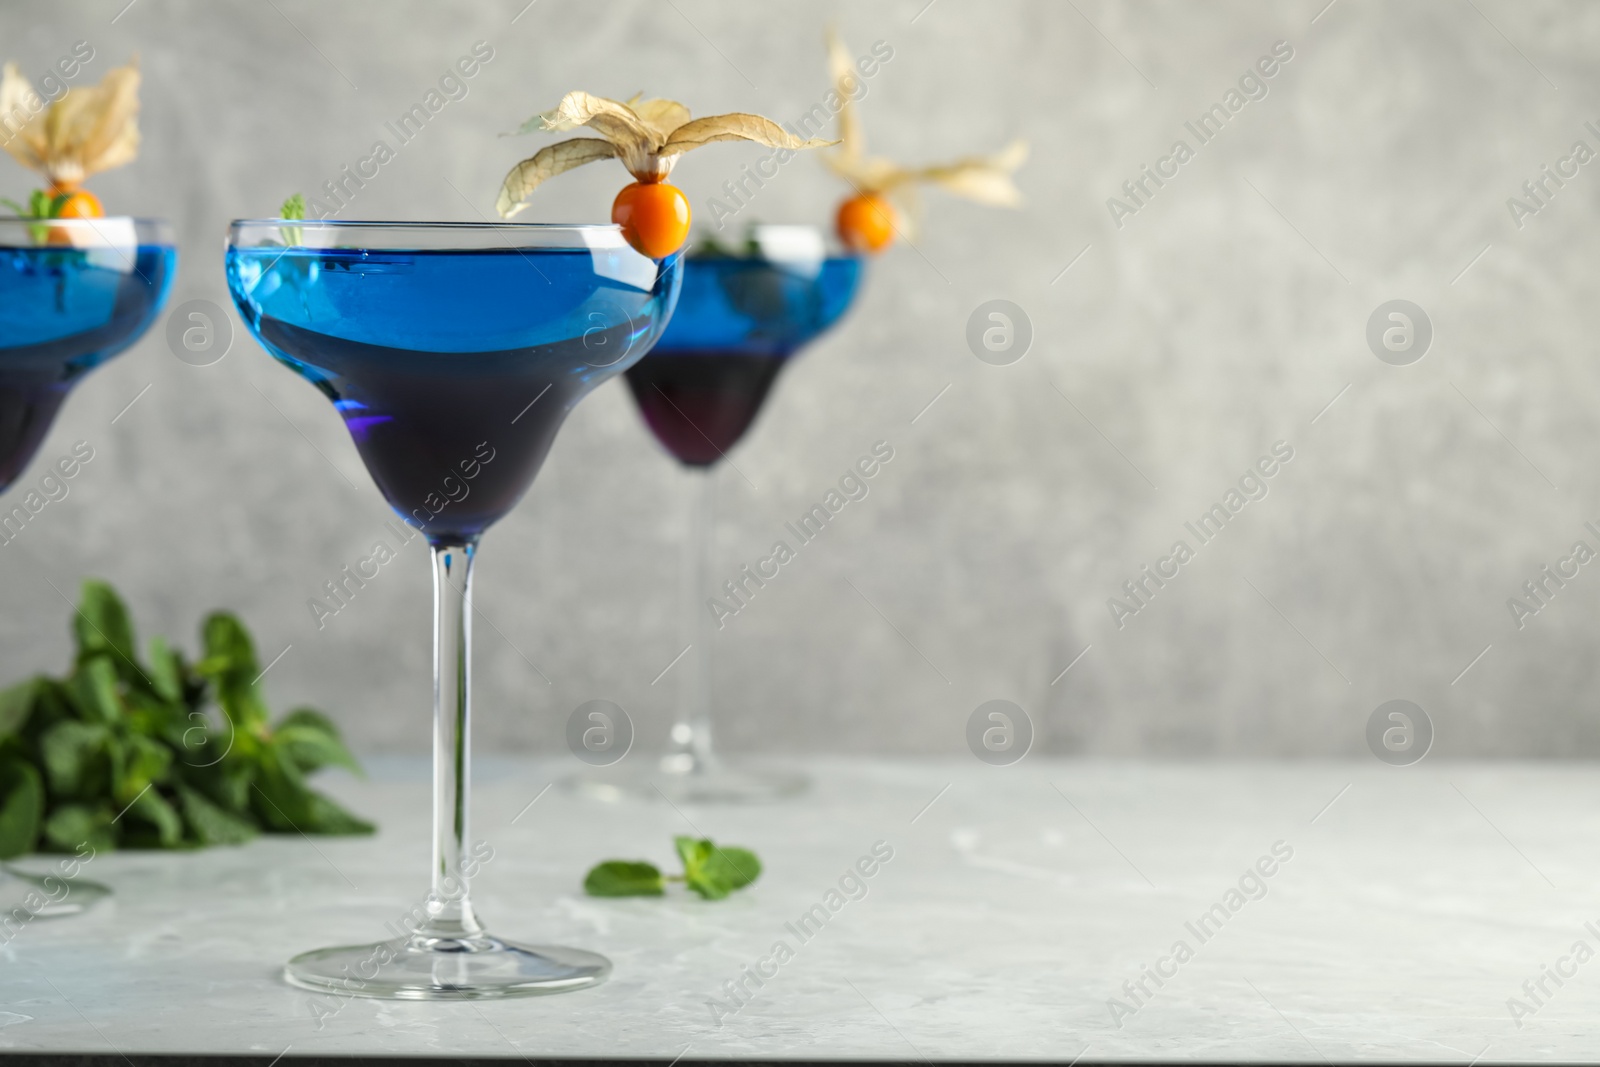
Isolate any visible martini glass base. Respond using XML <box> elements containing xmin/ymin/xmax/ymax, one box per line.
<box><xmin>283</xmin><ymin>934</ymin><xmax>610</xmax><ymax>1000</ymax></box>
<box><xmin>566</xmin><ymin>756</ymin><xmax>809</xmax><ymax>804</ymax></box>
<box><xmin>0</xmin><ymin>865</ymin><xmax>110</xmax><ymax>918</ymax></box>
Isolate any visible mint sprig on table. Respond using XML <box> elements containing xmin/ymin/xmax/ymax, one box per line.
<box><xmin>0</xmin><ymin>580</ymin><xmax>372</xmax><ymax>858</ymax></box>
<box><xmin>585</xmin><ymin>836</ymin><xmax>761</xmax><ymax>900</ymax></box>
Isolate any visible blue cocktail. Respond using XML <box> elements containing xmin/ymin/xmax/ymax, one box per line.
<box><xmin>227</xmin><ymin>220</ymin><xmax>680</xmax><ymax>999</ymax></box>
<box><xmin>229</xmin><ymin>234</ymin><xmax>675</xmax><ymax>542</ymax></box>
<box><xmin>610</xmin><ymin>226</ymin><xmax>862</xmax><ymax>803</ymax></box>
<box><xmin>0</xmin><ymin>217</ymin><xmax>173</xmax><ymax>919</ymax></box>
<box><xmin>627</xmin><ymin>252</ymin><xmax>861</xmax><ymax>466</ymax></box>
<box><xmin>0</xmin><ymin>219</ymin><xmax>175</xmax><ymax>492</ymax></box>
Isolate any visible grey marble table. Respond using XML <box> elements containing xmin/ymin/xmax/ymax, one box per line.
<box><xmin>1</xmin><ymin>758</ymin><xmax>1596</xmax><ymax>1063</ymax></box>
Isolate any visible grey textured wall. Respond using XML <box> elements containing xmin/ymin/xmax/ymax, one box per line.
<box><xmin>0</xmin><ymin>0</ymin><xmax>1594</xmax><ymax>759</ymax></box>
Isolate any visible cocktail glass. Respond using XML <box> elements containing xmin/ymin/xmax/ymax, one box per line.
<box><xmin>0</xmin><ymin>217</ymin><xmax>175</xmax><ymax>918</ymax></box>
<box><xmin>579</xmin><ymin>226</ymin><xmax>861</xmax><ymax>803</ymax></box>
<box><xmin>226</xmin><ymin>220</ymin><xmax>680</xmax><ymax>999</ymax></box>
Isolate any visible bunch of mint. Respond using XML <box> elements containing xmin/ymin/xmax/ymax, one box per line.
<box><xmin>584</xmin><ymin>836</ymin><xmax>761</xmax><ymax>900</ymax></box>
<box><xmin>0</xmin><ymin>580</ymin><xmax>372</xmax><ymax>858</ymax></box>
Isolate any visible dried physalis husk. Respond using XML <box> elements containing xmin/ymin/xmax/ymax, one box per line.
<box><xmin>822</xmin><ymin>30</ymin><xmax>1026</xmax><ymax>233</ymax></box>
<box><xmin>893</xmin><ymin>139</ymin><xmax>1030</xmax><ymax>207</ymax></box>
<box><xmin>495</xmin><ymin>139</ymin><xmax>619</xmax><ymax>218</ymax></box>
<box><xmin>497</xmin><ymin>91</ymin><xmax>835</xmax><ymax>218</ymax></box>
<box><xmin>0</xmin><ymin>60</ymin><xmax>140</xmax><ymax>189</ymax></box>
<box><xmin>827</xmin><ymin>30</ymin><xmax>866</xmax><ymax>169</ymax></box>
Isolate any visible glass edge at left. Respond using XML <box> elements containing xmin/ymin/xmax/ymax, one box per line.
<box><xmin>0</xmin><ymin>217</ymin><xmax>174</xmax><ymax>245</ymax></box>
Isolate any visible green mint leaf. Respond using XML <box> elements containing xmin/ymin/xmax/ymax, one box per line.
<box><xmin>40</xmin><ymin>720</ymin><xmax>109</xmax><ymax>796</ymax></box>
<box><xmin>69</xmin><ymin>656</ymin><xmax>122</xmax><ymax>724</ymax></box>
<box><xmin>74</xmin><ymin>580</ymin><xmax>140</xmax><ymax>677</ymax></box>
<box><xmin>175</xmin><ymin>785</ymin><xmax>256</xmax><ymax>846</ymax></box>
<box><xmin>199</xmin><ymin>612</ymin><xmax>259</xmax><ymax>674</ymax></box>
<box><xmin>295</xmin><ymin>791</ymin><xmax>376</xmax><ymax>835</ymax></box>
<box><xmin>675</xmin><ymin>835</ymin><xmax>761</xmax><ymax>899</ymax></box>
<box><xmin>42</xmin><ymin>802</ymin><xmax>114</xmax><ymax>853</ymax></box>
<box><xmin>249</xmin><ymin>745</ymin><xmax>373</xmax><ymax>835</ymax></box>
<box><xmin>0</xmin><ymin>677</ymin><xmax>39</xmax><ymax>738</ymax></box>
<box><xmin>675</xmin><ymin>835</ymin><xmax>729</xmax><ymax>900</ymax></box>
<box><xmin>170</xmin><ymin>713</ymin><xmax>220</xmax><ymax>768</ymax></box>
<box><xmin>674</xmin><ymin>834</ymin><xmax>713</xmax><ymax>875</ymax></box>
<box><xmin>28</xmin><ymin>189</ymin><xmax>50</xmax><ymax>219</ymax></box>
<box><xmin>198</xmin><ymin>613</ymin><xmax>270</xmax><ymax>731</ymax></box>
<box><xmin>33</xmin><ymin>677</ymin><xmax>78</xmax><ymax>724</ymax></box>
<box><xmin>0</xmin><ymin>756</ymin><xmax>43</xmax><ymax>859</ymax></box>
<box><xmin>279</xmin><ymin>194</ymin><xmax>306</xmax><ymax>247</ymax></box>
<box><xmin>116</xmin><ymin>733</ymin><xmax>173</xmax><ymax>800</ymax></box>
<box><xmin>685</xmin><ymin>873</ymin><xmax>731</xmax><ymax>900</ymax></box>
<box><xmin>273</xmin><ymin>708</ymin><xmax>362</xmax><ymax>776</ymax></box>
<box><xmin>246</xmin><ymin>746</ymin><xmax>310</xmax><ymax>832</ymax></box>
<box><xmin>123</xmin><ymin>786</ymin><xmax>183</xmax><ymax>848</ymax></box>
<box><xmin>704</xmin><ymin>846</ymin><xmax>761</xmax><ymax>891</ymax></box>
<box><xmin>146</xmin><ymin>636</ymin><xmax>185</xmax><ymax>705</ymax></box>
<box><xmin>584</xmin><ymin>860</ymin><xmax>665</xmax><ymax>897</ymax></box>
<box><xmin>178</xmin><ymin>759</ymin><xmax>255</xmax><ymax>818</ymax></box>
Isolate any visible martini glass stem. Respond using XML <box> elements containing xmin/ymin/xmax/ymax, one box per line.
<box><xmin>427</xmin><ymin>539</ymin><xmax>483</xmax><ymax>939</ymax></box>
<box><xmin>672</xmin><ymin>467</ymin><xmax>717</xmax><ymax>774</ymax></box>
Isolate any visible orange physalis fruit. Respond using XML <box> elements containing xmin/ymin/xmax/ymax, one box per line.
<box><xmin>612</xmin><ymin>180</ymin><xmax>690</xmax><ymax>259</ymax></box>
<box><xmin>49</xmin><ymin>185</ymin><xmax>103</xmax><ymax>219</ymax></box>
<box><xmin>835</xmin><ymin>193</ymin><xmax>894</xmax><ymax>253</ymax></box>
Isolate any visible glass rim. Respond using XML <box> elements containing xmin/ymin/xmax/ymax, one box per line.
<box><xmin>228</xmin><ymin>219</ymin><xmax>625</xmax><ymax>230</ymax></box>
<box><xmin>0</xmin><ymin>216</ymin><xmax>174</xmax><ymax>247</ymax></box>
<box><xmin>0</xmin><ymin>216</ymin><xmax>171</xmax><ymax>227</ymax></box>
<box><xmin>683</xmin><ymin>223</ymin><xmax>861</xmax><ymax>264</ymax></box>
<box><xmin>226</xmin><ymin>219</ymin><xmax>650</xmax><ymax>253</ymax></box>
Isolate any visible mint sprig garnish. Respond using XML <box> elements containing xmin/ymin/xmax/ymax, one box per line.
<box><xmin>1</xmin><ymin>189</ymin><xmax>84</xmax><ymax>244</ymax></box>
<box><xmin>279</xmin><ymin>193</ymin><xmax>305</xmax><ymax>246</ymax></box>
<box><xmin>2</xmin><ymin>189</ymin><xmax>79</xmax><ymax>219</ymax></box>
<box><xmin>0</xmin><ymin>580</ymin><xmax>372</xmax><ymax>858</ymax></box>
<box><xmin>584</xmin><ymin>835</ymin><xmax>762</xmax><ymax>900</ymax></box>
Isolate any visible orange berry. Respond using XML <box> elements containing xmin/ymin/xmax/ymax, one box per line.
<box><xmin>48</xmin><ymin>184</ymin><xmax>103</xmax><ymax>219</ymax></box>
<box><xmin>836</xmin><ymin>193</ymin><xmax>895</xmax><ymax>253</ymax></box>
<box><xmin>612</xmin><ymin>180</ymin><xmax>690</xmax><ymax>258</ymax></box>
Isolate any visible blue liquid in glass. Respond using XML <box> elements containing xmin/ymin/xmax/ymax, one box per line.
<box><xmin>0</xmin><ymin>242</ymin><xmax>176</xmax><ymax>491</ymax></box>
<box><xmin>626</xmin><ymin>256</ymin><xmax>861</xmax><ymax>466</ymax></box>
<box><xmin>227</xmin><ymin>244</ymin><xmax>681</xmax><ymax>542</ymax></box>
